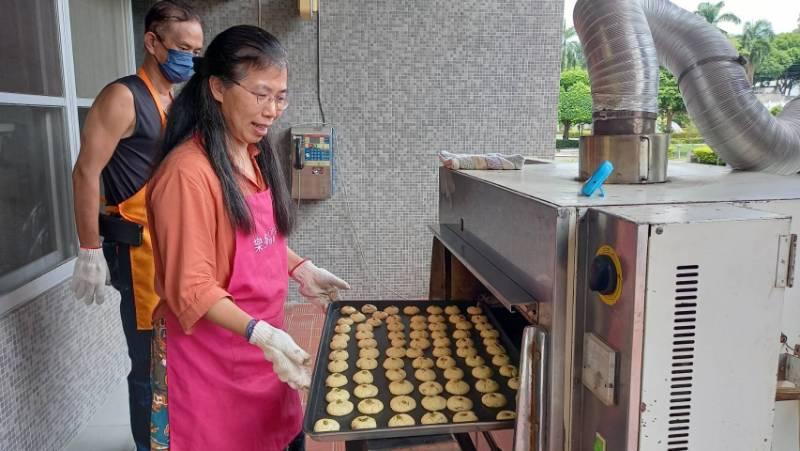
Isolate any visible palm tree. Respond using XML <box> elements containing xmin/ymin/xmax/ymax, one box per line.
<box><xmin>694</xmin><ymin>1</ymin><xmax>741</xmax><ymax>34</ymax></box>
<box><xmin>561</xmin><ymin>21</ymin><xmax>585</xmax><ymax>70</ymax></box>
<box><xmin>739</xmin><ymin>20</ymin><xmax>775</xmax><ymax>84</ymax></box>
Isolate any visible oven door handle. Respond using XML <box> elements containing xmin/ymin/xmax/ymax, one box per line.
<box><xmin>513</xmin><ymin>325</ymin><xmax>548</xmax><ymax>451</ymax></box>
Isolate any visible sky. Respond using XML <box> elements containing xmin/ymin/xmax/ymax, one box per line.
<box><xmin>563</xmin><ymin>0</ymin><xmax>800</xmax><ymax>35</ymax></box>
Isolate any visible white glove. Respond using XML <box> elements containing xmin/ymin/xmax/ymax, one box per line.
<box><xmin>291</xmin><ymin>260</ymin><xmax>351</xmax><ymax>311</ymax></box>
<box><xmin>249</xmin><ymin>320</ymin><xmax>311</xmax><ymax>389</ymax></box>
<box><xmin>71</xmin><ymin>248</ymin><xmax>108</xmax><ymax>305</ymax></box>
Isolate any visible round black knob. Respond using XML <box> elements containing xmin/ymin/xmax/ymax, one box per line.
<box><xmin>589</xmin><ymin>254</ymin><xmax>618</xmax><ymax>295</ymax></box>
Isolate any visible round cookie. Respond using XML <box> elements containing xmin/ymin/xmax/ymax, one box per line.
<box><xmin>334</xmin><ymin>324</ymin><xmax>351</xmax><ymax>334</ymax></box>
<box><xmin>431</xmin><ymin>331</ymin><xmax>447</xmax><ymax>340</ymax></box>
<box><xmin>390</xmin><ymin>338</ymin><xmax>407</xmax><ymax>348</ymax></box>
<box><xmin>332</xmin><ymin>333</ymin><xmax>350</xmax><ymax>342</ymax></box>
<box><xmin>455</xmin><ymin>321</ymin><xmax>473</xmax><ymax>331</ymax></box>
<box><xmin>445</xmin><ymin>379</ymin><xmax>470</xmax><ymax>395</ymax></box>
<box><xmin>359</xmin><ymin>348</ymin><xmax>379</xmax><ymax>359</ymax></box>
<box><xmin>448</xmin><ymin>314</ymin><xmax>467</xmax><ymax>324</ymax></box>
<box><xmin>483</xmin><ymin>337</ymin><xmax>500</xmax><ymax>347</ymax></box>
<box><xmin>444</xmin><ymin>305</ymin><xmax>461</xmax><ymax>315</ymax></box>
<box><xmin>328</xmin><ymin>360</ymin><xmax>348</xmax><ymax>373</ymax></box>
<box><xmin>383</xmin><ymin>357</ymin><xmax>404</xmax><ymax>370</ymax></box>
<box><xmin>444</xmin><ymin>367</ymin><xmax>464</xmax><ymax>380</ymax></box>
<box><xmin>403</xmin><ymin>305</ymin><xmax>421</xmax><ymax>315</ymax></box>
<box><xmin>410</xmin><ymin>315</ymin><xmax>427</xmax><ymax>323</ymax></box>
<box><xmin>340</xmin><ymin>306</ymin><xmax>357</xmax><ymax>315</ymax></box>
<box><xmin>414</xmin><ymin>368</ymin><xmax>437</xmax><ymax>382</ymax></box>
<box><xmin>354</xmin><ymin>384</ymin><xmax>379</xmax><ymax>399</ymax></box>
<box><xmin>455</xmin><ymin>338</ymin><xmax>474</xmax><ymax>348</ymax></box>
<box><xmin>389</xmin><ymin>379</ymin><xmax>414</xmax><ymax>396</ymax></box>
<box><xmin>357</xmin><ymin>338</ymin><xmax>378</xmax><ymax>349</ymax></box>
<box><xmin>499</xmin><ymin>365</ymin><xmax>518</xmax><ymax>378</ymax></box>
<box><xmin>353</xmin><ymin>370</ymin><xmax>374</xmax><ymax>384</ymax></box>
<box><xmin>358</xmin><ymin>398</ymin><xmax>384</xmax><ymax>414</ymax></box>
<box><xmin>366</xmin><ymin>318</ymin><xmax>382</xmax><ymax>328</ymax></box>
<box><xmin>387</xmin><ymin>322</ymin><xmax>405</xmax><ymax>332</ymax></box>
<box><xmin>384</xmin><ymin>305</ymin><xmax>400</xmax><ymax>315</ymax></box>
<box><xmin>508</xmin><ymin>377</ymin><xmax>520</xmax><ymax>390</ymax></box>
<box><xmin>436</xmin><ymin>356</ymin><xmax>457</xmax><ymax>369</ymax></box>
<box><xmin>372</xmin><ymin>311</ymin><xmax>389</xmax><ymax>320</ymax></box>
<box><xmin>470</xmin><ymin>315</ymin><xmax>488</xmax><ymax>324</ymax></box>
<box><xmin>412</xmin><ymin>357</ymin><xmax>434</xmax><ymax>369</ymax></box>
<box><xmin>453</xmin><ymin>411</ymin><xmax>478</xmax><ymax>423</ymax></box>
<box><xmin>481</xmin><ymin>392</ymin><xmax>508</xmax><ymax>408</ymax></box>
<box><xmin>421</xmin><ymin>411</ymin><xmax>448</xmax><ymax>425</ymax></box>
<box><xmin>388</xmin><ymin>413</ymin><xmax>415</xmax><ymax>427</ymax></box>
<box><xmin>428</xmin><ymin>314</ymin><xmax>446</xmax><ymax>323</ymax></box>
<box><xmin>329</xmin><ymin>339</ymin><xmax>348</xmax><ymax>350</ymax></box>
<box><xmin>410</xmin><ymin>338</ymin><xmax>431</xmax><ymax>350</ymax></box>
<box><xmin>351</xmin><ymin>416</ymin><xmax>377</xmax><ymax>430</ymax></box>
<box><xmin>446</xmin><ymin>395</ymin><xmax>473</xmax><ymax>412</ymax></box>
<box><xmin>428</xmin><ymin>323</ymin><xmax>447</xmax><ymax>332</ymax></box>
<box><xmin>326</xmin><ymin>373</ymin><xmax>347</xmax><ymax>388</ymax></box>
<box><xmin>356</xmin><ymin>323</ymin><xmax>373</xmax><ymax>332</ymax></box>
<box><xmin>326</xmin><ymin>399</ymin><xmax>354</xmax><ymax>416</ymax></box>
<box><xmin>497</xmin><ymin>410</ymin><xmax>516</xmax><ymax>420</ymax></box>
<box><xmin>326</xmin><ymin>388</ymin><xmax>350</xmax><ymax>402</ymax></box>
<box><xmin>337</xmin><ymin>317</ymin><xmax>354</xmax><ymax>326</ymax></box>
<box><xmin>467</xmin><ymin>305</ymin><xmax>482</xmax><ymax>315</ymax></box>
<box><xmin>472</xmin><ymin>365</ymin><xmax>493</xmax><ymax>379</ymax></box>
<box><xmin>419</xmin><ymin>381</ymin><xmax>443</xmax><ymax>396</ymax></box>
<box><xmin>356</xmin><ymin>358</ymin><xmax>378</xmax><ymax>370</ymax></box>
<box><xmin>456</xmin><ymin>347</ymin><xmax>477</xmax><ymax>359</ymax></box>
<box><xmin>481</xmin><ymin>329</ymin><xmax>500</xmax><ymax>339</ymax></box>
<box><xmin>405</xmin><ymin>348</ymin><xmax>423</xmax><ymax>359</ymax></box>
<box><xmin>465</xmin><ymin>355</ymin><xmax>486</xmax><ymax>367</ymax></box>
<box><xmin>350</xmin><ymin>312</ymin><xmax>367</xmax><ymax>323</ymax></box>
<box><xmin>432</xmin><ymin>347</ymin><xmax>452</xmax><ymax>357</ymax></box>
<box><xmin>433</xmin><ymin>337</ymin><xmax>451</xmax><ymax>347</ymax></box>
<box><xmin>386</xmin><ymin>347</ymin><xmax>406</xmax><ymax>358</ymax></box>
<box><xmin>385</xmin><ymin>369</ymin><xmax>407</xmax><ymax>382</ymax></box>
<box><xmin>492</xmin><ymin>354</ymin><xmax>511</xmax><ymax>366</ymax></box>
<box><xmin>410</xmin><ymin>330</ymin><xmax>430</xmax><ymax>339</ymax></box>
<box><xmin>452</xmin><ymin>330</ymin><xmax>470</xmax><ymax>339</ymax></box>
<box><xmin>426</xmin><ymin>305</ymin><xmax>443</xmax><ymax>315</ymax></box>
<box><xmin>389</xmin><ymin>395</ymin><xmax>416</xmax><ymax>413</ymax></box>
<box><xmin>387</xmin><ymin>331</ymin><xmax>405</xmax><ymax>341</ymax></box>
<box><xmin>314</xmin><ymin>418</ymin><xmax>341</xmax><ymax>432</ymax></box>
<box><xmin>476</xmin><ymin>379</ymin><xmax>500</xmax><ymax>393</ymax></box>
<box><xmin>329</xmin><ymin>350</ymin><xmax>349</xmax><ymax>361</ymax></box>
<box><xmin>361</xmin><ymin>304</ymin><xmax>378</xmax><ymax>314</ymax></box>
<box><xmin>386</xmin><ymin>314</ymin><xmax>402</xmax><ymax>324</ymax></box>
<box><xmin>421</xmin><ymin>395</ymin><xmax>447</xmax><ymax>411</ymax></box>
<box><xmin>475</xmin><ymin>322</ymin><xmax>492</xmax><ymax>332</ymax></box>
<box><xmin>409</xmin><ymin>322</ymin><xmax>427</xmax><ymax>331</ymax></box>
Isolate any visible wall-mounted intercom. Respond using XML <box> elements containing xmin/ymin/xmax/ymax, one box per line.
<box><xmin>290</xmin><ymin>125</ymin><xmax>334</xmax><ymax>200</ymax></box>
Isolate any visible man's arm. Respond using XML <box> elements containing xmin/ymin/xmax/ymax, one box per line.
<box><xmin>72</xmin><ymin>83</ymin><xmax>135</xmax><ymax>247</ymax></box>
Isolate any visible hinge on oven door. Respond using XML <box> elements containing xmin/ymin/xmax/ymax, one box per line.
<box><xmin>776</xmin><ymin>234</ymin><xmax>797</xmax><ymax>288</ymax></box>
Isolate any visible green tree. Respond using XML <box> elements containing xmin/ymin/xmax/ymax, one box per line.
<box><xmin>756</xmin><ymin>32</ymin><xmax>800</xmax><ymax>94</ymax></box>
<box><xmin>560</xmin><ymin>68</ymin><xmax>590</xmax><ymax>90</ymax></box>
<box><xmin>658</xmin><ymin>69</ymin><xmax>686</xmax><ymax>134</ymax></box>
<box><xmin>694</xmin><ymin>1</ymin><xmax>741</xmax><ymax>33</ymax></box>
<box><xmin>558</xmin><ymin>81</ymin><xmax>592</xmax><ymax>141</ymax></box>
<box><xmin>739</xmin><ymin>20</ymin><xmax>775</xmax><ymax>84</ymax></box>
<box><xmin>561</xmin><ymin>21</ymin><xmax>585</xmax><ymax>70</ymax></box>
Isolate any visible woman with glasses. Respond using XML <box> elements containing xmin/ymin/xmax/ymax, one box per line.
<box><xmin>146</xmin><ymin>25</ymin><xmax>349</xmax><ymax>451</ymax></box>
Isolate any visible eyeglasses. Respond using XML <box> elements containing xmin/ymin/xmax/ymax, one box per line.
<box><xmin>231</xmin><ymin>80</ymin><xmax>289</xmax><ymax>111</ymax></box>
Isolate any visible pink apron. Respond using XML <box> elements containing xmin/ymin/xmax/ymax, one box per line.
<box><xmin>164</xmin><ymin>188</ymin><xmax>303</xmax><ymax>450</ymax></box>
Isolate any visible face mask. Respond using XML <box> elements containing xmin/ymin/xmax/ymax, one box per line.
<box><xmin>159</xmin><ymin>48</ymin><xmax>194</xmax><ymax>83</ymax></box>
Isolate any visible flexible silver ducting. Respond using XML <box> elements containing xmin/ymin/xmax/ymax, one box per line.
<box><xmin>573</xmin><ymin>0</ymin><xmax>800</xmax><ymax>174</ymax></box>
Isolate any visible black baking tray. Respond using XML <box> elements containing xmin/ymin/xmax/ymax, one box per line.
<box><xmin>304</xmin><ymin>300</ymin><xmax>520</xmax><ymax>442</ymax></box>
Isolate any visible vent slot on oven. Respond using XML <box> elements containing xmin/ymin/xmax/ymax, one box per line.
<box><xmin>668</xmin><ymin>265</ymin><xmax>699</xmax><ymax>451</ymax></box>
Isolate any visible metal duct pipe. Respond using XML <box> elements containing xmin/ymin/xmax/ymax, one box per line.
<box><xmin>574</xmin><ymin>0</ymin><xmax>800</xmax><ymax>175</ymax></box>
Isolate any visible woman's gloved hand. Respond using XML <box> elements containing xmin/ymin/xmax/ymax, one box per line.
<box><xmin>71</xmin><ymin>247</ymin><xmax>109</xmax><ymax>305</ymax></box>
<box><xmin>248</xmin><ymin>320</ymin><xmax>311</xmax><ymax>389</ymax></box>
<box><xmin>290</xmin><ymin>260</ymin><xmax>350</xmax><ymax>311</ymax></box>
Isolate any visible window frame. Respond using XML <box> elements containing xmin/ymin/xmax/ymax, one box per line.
<box><xmin>0</xmin><ymin>0</ymin><xmax>136</xmax><ymax>316</ymax></box>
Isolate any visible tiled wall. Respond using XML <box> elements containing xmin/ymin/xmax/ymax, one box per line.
<box><xmin>133</xmin><ymin>0</ymin><xmax>563</xmax><ymax>302</ymax></box>
<box><xmin>0</xmin><ymin>282</ymin><xmax>126</xmax><ymax>450</ymax></box>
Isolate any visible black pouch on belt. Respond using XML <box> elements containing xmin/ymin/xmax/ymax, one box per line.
<box><xmin>99</xmin><ymin>214</ymin><xmax>143</xmax><ymax>292</ymax></box>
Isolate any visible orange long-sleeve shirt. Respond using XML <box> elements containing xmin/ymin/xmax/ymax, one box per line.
<box><xmin>146</xmin><ymin>137</ymin><xmax>266</xmax><ymax>333</ymax></box>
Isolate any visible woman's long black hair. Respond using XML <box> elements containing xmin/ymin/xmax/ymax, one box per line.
<box><xmin>162</xmin><ymin>25</ymin><xmax>294</xmax><ymax>236</ymax></box>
